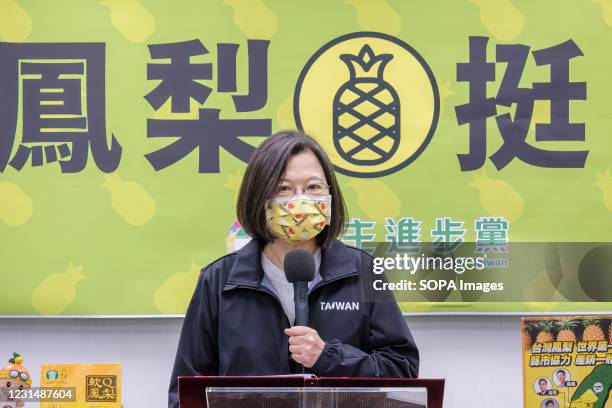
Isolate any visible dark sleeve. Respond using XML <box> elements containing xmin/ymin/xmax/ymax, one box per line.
<box><xmin>311</xmin><ymin>252</ymin><xmax>419</xmax><ymax>378</ymax></box>
<box><xmin>168</xmin><ymin>267</ymin><xmax>219</xmax><ymax>408</ymax></box>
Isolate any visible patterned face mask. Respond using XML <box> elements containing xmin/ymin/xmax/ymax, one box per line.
<box><xmin>265</xmin><ymin>194</ymin><xmax>332</xmax><ymax>243</ymax></box>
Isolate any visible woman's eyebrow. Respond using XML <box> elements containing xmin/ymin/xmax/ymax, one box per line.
<box><xmin>306</xmin><ymin>176</ymin><xmax>326</xmax><ymax>182</ymax></box>
<box><xmin>279</xmin><ymin>176</ymin><xmax>326</xmax><ymax>183</ymax></box>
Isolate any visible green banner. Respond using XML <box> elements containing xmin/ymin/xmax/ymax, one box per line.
<box><xmin>1</xmin><ymin>0</ymin><xmax>611</xmax><ymax>315</ymax></box>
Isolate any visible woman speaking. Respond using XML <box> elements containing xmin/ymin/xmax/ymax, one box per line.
<box><xmin>168</xmin><ymin>130</ymin><xmax>419</xmax><ymax>407</ymax></box>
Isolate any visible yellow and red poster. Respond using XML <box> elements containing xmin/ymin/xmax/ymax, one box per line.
<box><xmin>40</xmin><ymin>363</ymin><xmax>121</xmax><ymax>408</ymax></box>
<box><xmin>523</xmin><ymin>316</ymin><xmax>612</xmax><ymax>408</ymax></box>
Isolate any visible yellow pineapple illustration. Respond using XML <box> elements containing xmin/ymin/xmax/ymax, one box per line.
<box><xmin>399</xmin><ymin>301</ymin><xmax>437</xmax><ymax>313</ymax></box>
<box><xmin>276</xmin><ymin>93</ymin><xmax>296</xmax><ymax>129</ymax></box>
<box><xmin>101</xmin><ymin>172</ymin><xmax>156</xmax><ymax>226</ymax></box>
<box><xmin>469</xmin><ymin>0</ymin><xmax>524</xmax><ymax>41</ymax></box>
<box><xmin>223</xmin><ymin>169</ymin><xmax>243</xmax><ymax>203</ymax></box>
<box><xmin>524</xmin><ymin>302</ymin><xmax>560</xmax><ymax>312</ymax></box>
<box><xmin>154</xmin><ymin>261</ymin><xmax>200</xmax><ymax>314</ymax></box>
<box><xmin>438</xmin><ymin>80</ymin><xmax>456</xmax><ymax>117</ymax></box>
<box><xmin>523</xmin><ymin>270</ymin><xmax>557</xmax><ymax>302</ymax></box>
<box><xmin>558</xmin><ymin>270</ymin><xmax>588</xmax><ymax>301</ymax></box>
<box><xmin>469</xmin><ymin>169</ymin><xmax>524</xmax><ymax>222</ymax></box>
<box><xmin>222</xmin><ymin>0</ymin><xmax>278</xmax><ymax>39</ymax></box>
<box><xmin>346</xmin><ymin>179</ymin><xmax>401</xmax><ymax>241</ymax></box>
<box><xmin>32</xmin><ymin>262</ymin><xmax>85</xmax><ymax>314</ymax></box>
<box><xmin>347</xmin><ymin>179</ymin><xmax>401</xmax><ymax>222</ymax></box>
<box><xmin>593</xmin><ymin>0</ymin><xmax>612</xmax><ymax>28</ymax></box>
<box><xmin>593</xmin><ymin>169</ymin><xmax>612</xmax><ymax>211</ymax></box>
<box><xmin>0</xmin><ymin>0</ymin><xmax>32</xmax><ymax>42</ymax></box>
<box><xmin>100</xmin><ymin>0</ymin><xmax>155</xmax><ymax>43</ymax></box>
<box><xmin>0</xmin><ymin>181</ymin><xmax>33</xmax><ymax>226</ymax></box>
<box><xmin>530</xmin><ymin>100</ymin><xmax>551</xmax><ymax>132</ymax></box>
<box><xmin>152</xmin><ymin>97</ymin><xmax>200</xmax><ymax>120</ymax></box>
<box><xmin>345</xmin><ymin>0</ymin><xmax>401</xmax><ymax>35</ymax></box>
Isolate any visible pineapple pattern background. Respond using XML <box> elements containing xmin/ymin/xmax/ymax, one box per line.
<box><xmin>1</xmin><ymin>0</ymin><xmax>612</xmax><ymax>315</ymax></box>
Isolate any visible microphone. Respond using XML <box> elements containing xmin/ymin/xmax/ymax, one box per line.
<box><xmin>284</xmin><ymin>249</ymin><xmax>316</xmax><ymax>373</ymax></box>
<box><xmin>283</xmin><ymin>249</ymin><xmax>316</xmax><ymax>328</ymax></box>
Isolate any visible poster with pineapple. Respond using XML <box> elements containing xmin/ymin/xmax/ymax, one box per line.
<box><xmin>1</xmin><ymin>0</ymin><xmax>612</xmax><ymax>315</ymax></box>
<box><xmin>523</xmin><ymin>316</ymin><xmax>612</xmax><ymax>408</ymax></box>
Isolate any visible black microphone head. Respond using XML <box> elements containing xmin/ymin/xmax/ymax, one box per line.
<box><xmin>283</xmin><ymin>249</ymin><xmax>316</xmax><ymax>283</ymax></box>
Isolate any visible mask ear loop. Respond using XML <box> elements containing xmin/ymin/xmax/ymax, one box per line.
<box><xmin>263</xmin><ymin>192</ymin><xmax>277</xmax><ymax>219</ymax></box>
<box><xmin>322</xmin><ymin>194</ymin><xmax>333</xmax><ymax>223</ymax></box>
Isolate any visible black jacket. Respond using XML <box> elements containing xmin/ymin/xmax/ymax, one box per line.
<box><xmin>168</xmin><ymin>238</ymin><xmax>419</xmax><ymax>407</ymax></box>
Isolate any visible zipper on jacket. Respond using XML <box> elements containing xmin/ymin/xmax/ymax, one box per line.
<box><xmin>308</xmin><ymin>272</ymin><xmax>359</xmax><ymax>296</ymax></box>
<box><xmin>232</xmin><ymin>272</ymin><xmax>357</xmax><ymax>375</ymax></box>
<box><xmin>230</xmin><ymin>284</ymin><xmax>293</xmax><ymax>373</ymax></box>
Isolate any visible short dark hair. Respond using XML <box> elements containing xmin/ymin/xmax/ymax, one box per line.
<box><xmin>237</xmin><ymin>130</ymin><xmax>347</xmax><ymax>247</ymax></box>
<box><xmin>538</xmin><ymin>379</ymin><xmax>547</xmax><ymax>384</ymax></box>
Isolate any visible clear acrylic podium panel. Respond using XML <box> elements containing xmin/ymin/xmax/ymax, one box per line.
<box><xmin>205</xmin><ymin>387</ymin><xmax>427</xmax><ymax>408</ymax></box>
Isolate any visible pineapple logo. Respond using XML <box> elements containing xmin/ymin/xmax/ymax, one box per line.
<box><xmin>295</xmin><ymin>32</ymin><xmax>439</xmax><ymax>177</ymax></box>
<box><xmin>334</xmin><ymin>45</ymin><xmax>399</xmax><ymax>165</ymax></box>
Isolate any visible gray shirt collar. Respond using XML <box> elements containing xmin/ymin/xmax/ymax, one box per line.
<box><xmin>260</xmin><ymin>248</ymin><xmax>322</xmax><ymax>325</ymax></box>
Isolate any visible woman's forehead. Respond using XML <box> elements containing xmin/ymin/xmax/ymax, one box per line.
<box><xmin>282</xmin><ymin>151</ymin><xmax>326</xmax><ymax>179</ymax></box>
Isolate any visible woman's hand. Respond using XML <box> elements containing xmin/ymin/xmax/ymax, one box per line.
<box><xmin>284</xmin><ymin>326</ymin><xmax>325</xmax><ymax>368</ymax></box>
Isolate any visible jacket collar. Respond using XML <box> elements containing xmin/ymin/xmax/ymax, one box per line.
<box><xmin>224</xmin><ymin>238</ymin><xmax>359</xmax><ymax>291</ymax></box>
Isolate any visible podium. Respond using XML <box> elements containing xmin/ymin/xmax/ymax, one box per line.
<box><xmin>178</xmin><ymin>376</ymin><xmax>444</xmax><ymax>408</ymax></box>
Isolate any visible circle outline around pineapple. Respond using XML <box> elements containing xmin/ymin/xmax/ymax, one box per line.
<box><xmin>294</xmin><ymin>31</ymin><xmax>440</xmax><ymax>178</ymax></box>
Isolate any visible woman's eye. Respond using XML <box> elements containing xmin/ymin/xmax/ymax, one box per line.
<box><xmin>6</xmin><ymin>382</ymin><xmax>10</xmax><ymax>387</ymax></box>
<box><xmin>276</xmin><ymin>185</ymin><xmax>293</xmax><ymax>195</ymax></box>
